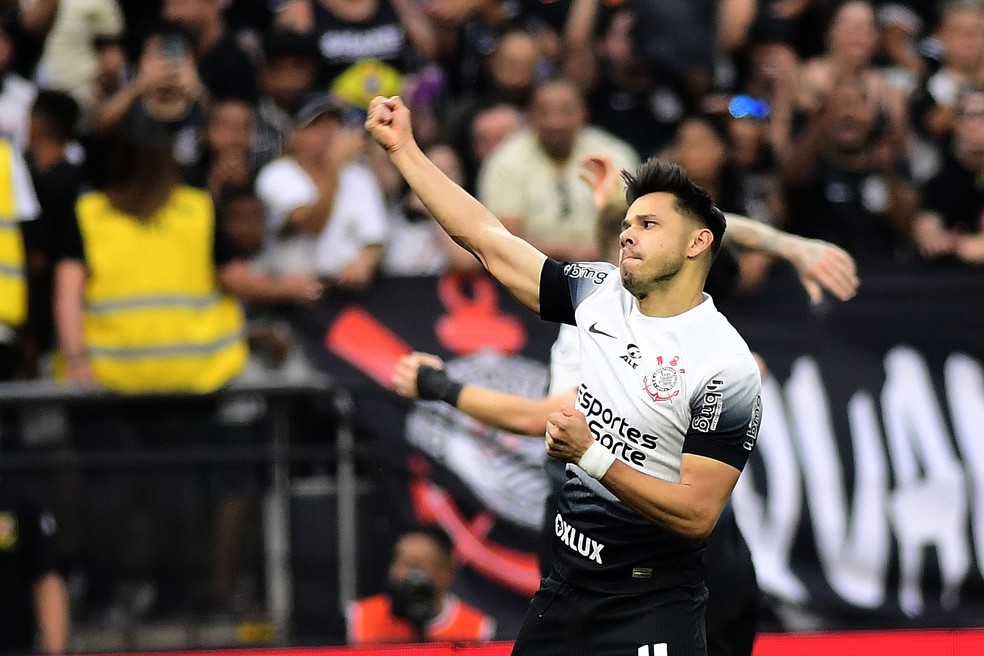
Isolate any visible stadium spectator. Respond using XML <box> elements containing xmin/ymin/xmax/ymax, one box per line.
<box><xmin>783</xmin><ymin>73</ymin><xmax>917</xmax><ymax>267</ymax></box>
<box><xmin>21</xmin><ymin>90</ymin><xmax>83</xmax><ymax>378</ymax></box>
<box><xmin>877</xmin><ymin>2</ymin><xmax>927</xmax><ymax>93</ymax></box>
<box><xmin>915</xmin><ymin>85</ymin><xmax>984</xmax><ymax>265</ymax></box>
<box><xmin>0</xmin><ymin>18</ymin><xmax>37</xmax><ymax>148</ymax></box>
<box><xmin>201</xmin><ymin>99</ymin><xmax>255</xmax><ymax>200</ymax></box>
<box><xmin>0</xmin><ymin>135</ymin><xmax>39</xmax><ymax>381</ymax></box>
<box><xmin>253</xmin><ymin>29</ymin><xmax>320</xmax><ymax>168</ymax></box>
<box><xmin>462</xmin><ymin>101</ymin><xmax>523</xmax><ymax>191</ymax></box>
<box><xmin>93</xmin><ymin>23</ymin><xmax>209</xmax><ymax>185</ymax></box>
<box><xmin>0</xmin><ymin>0</ymin><xmax>59</xmax><ymax>77</ymax></box>
<box><xmin>442</xmin><ymin>27</ymin><xmax>542</xmax><ymax>186</ymax></box>
<box><xmin>909</xmin><ymin>0</ymin><xmax>984</xmax><ymax>178</ymax></box>
<box><xmin>469</xmin><ymin>101</ymin><xmax>522</xmax><ymax>165</ymax></box>
<box><xmin>51</xmin><ymin>117</ymin><xmax>321</xmax><ymax>616</ymax></box>
<box><xmin>728</xmin><ymin>19</ymin><xmax>801</xmax><ymax>167</ymax></box>
<box><xmin>724</xmin><ymin>100</ymin><xmax>787</xmax><ymax>229</ymax></box>
<box><xmin>35</xmin><ymin>0</ymin><xmax>125</xmax><ymax>117</ymax></box>
<box><xmin>477</xmin><ymin>77</ymin><xmax>637</xmax><ymax>261</ymax></box>
<box><xmin>0</xmin><ymin>485</ymin><xmax>70</xmax><ymax>654</ymax></box>
<box><xmin>798</xmin><ymin>0</ymin><xmax>908</xmax><ymax>127</ymax></box>
<box><xmin>381</xmin><ymin>143</ymin><xmax>481</xmax><ymax>277</ymax></box>
<box><xmin>162</xmin><ymin>0</ymin><xmax>259</xmax><ymax>103</ymax></box>
<box><xmin>426</xmin><ymin>0</ymin><xmax>543</xmax><ymax>98</ymax></box>
<box><xmin>564</xmin><ymin>3</ymin><xmax>689</xmax><ymax>160</ymax></box>
<box><xmin>255</xmin><ymin>93</ymin><xmax>387</xmax><ymax>292</ymax></box>
<box><xmin>53</xmin><ymin>116</ymin><xmax>321</xmax><ymax>392</ymax></box>
<box><xmin>668</xmin><ymin>113</ymin><xmax>777</xmax><ymax>295</ymax></box>
<box><xmin>346</xmin><ymin>525</ymin><xmax>495</xmax><ymax>644</ymax></box>
<box><xmin>275</xmin><ymin>0</ymin><xmax>437</xmax><ymax>105</ymax></box>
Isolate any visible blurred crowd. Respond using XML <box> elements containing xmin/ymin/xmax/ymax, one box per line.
<box><xmin>2</xmin><ymin>0</ymin><xmax>984</xmax><ymax>645</ymax></box>
<box><xmin>2</xmin><ymin>0</ymin><xmax>984</xmax><ymax>386</ymax></box>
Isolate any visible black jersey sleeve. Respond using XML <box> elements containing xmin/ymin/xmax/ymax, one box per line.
<box><xmin>539</xmin><ymin>258</ymin><xmax>616</xmax><ymax>325</ymax></box>
<box><xmin>682</xmin><ymin>355</ymin><xmax>762</xmax><ymax>471</ymax></box>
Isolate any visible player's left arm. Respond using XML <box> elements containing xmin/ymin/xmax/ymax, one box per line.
<box><xmin>723</xmin><ymin>213</ymin><xmax>859</xmax><ymax>304</ymax></box>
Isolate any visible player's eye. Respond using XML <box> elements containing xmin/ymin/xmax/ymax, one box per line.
<box><xmin>644</xmin><ymin>221</ymin><xmax>656</xmax><ymax>228</ymax></box>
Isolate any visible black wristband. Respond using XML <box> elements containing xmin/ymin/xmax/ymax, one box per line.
<box><xmin>416</xmin><ymin>365</ymin><xmax>463</xmax><ymax>406</ymax></box>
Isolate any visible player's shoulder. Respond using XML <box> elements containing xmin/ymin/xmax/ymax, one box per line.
<box><xmin>561</xmin><ymin>260</ymin><xmax>617</xmax><ymax>283</ymax></box>
<box><xmin>686</xmin><ymin>307</ymin><xmax>759</xmax><ymax>374</ymax></box>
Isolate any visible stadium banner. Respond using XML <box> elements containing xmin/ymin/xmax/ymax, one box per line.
<box><xmin>293</xmin><ymin>265</ymin><xmax>984</xmax><ymax>635</ymax></box>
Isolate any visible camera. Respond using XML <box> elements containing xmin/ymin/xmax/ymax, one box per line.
<box><xmin>388</xmin><ymin>570</ymin><xmax>436</xmax><ymax>632</ymax></box>
<box><xmin>729</xmin><ymin>95</ymin><xmax>770</xmax><ymax>121</ymax></box>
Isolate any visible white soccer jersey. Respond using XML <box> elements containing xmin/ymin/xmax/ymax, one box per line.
<box><xmin>539</xmin><ymin>259</ymin><xmax>762</xmax><ymax>591</ymax></box>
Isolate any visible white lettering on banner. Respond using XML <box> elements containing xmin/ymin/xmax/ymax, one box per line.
<box><xmin>946</xmin><ymin>354</ymin><xmax>984</xmax><ymax>581</ymax></box>
<box><xmin>882</xmin><ymin>348</ymin><xmax>970</xmax><ymax>616</ymax></box>
<box><xmin>786</xmin><ymin>360</ymin><xmax>890</xmax><ymax>608</ymax></box>
<box><xmin>734</xmin><ymin>348</ymin><xmax>984</xmax><ymax>618</ymax></box>
<box><xmin>732</xmin><ymin>378</ymin><xmax>807</xmax><ymax>603</ymax></box>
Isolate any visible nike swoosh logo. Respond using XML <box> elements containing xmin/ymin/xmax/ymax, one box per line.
<box><xmin>588</xmin><ymin>322</ymin><xmax>616</xmax><ymax>339</ymax></box>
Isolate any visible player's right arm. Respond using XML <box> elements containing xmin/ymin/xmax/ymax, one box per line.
<box><xmin>393</xmin><ymin>352</ymin><xmax>575</xmax><ymax>437</ymax></box>
<box><xmin>365</xmin><ymin>96</ymin><xmax>547</xmax><ymax>313</ymax></box>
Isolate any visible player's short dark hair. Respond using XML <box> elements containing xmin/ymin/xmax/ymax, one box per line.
<box><xmin>31</xmin><ymin>90</ymin><xmax>80</xmax><ymax>143</ymax></box>
<box><xmin>621</xmin><ymin>157</ymin><xmax>726</xmax><ymax>257</ymax></box>
<box><xmin>398</xmin><ymin>524</ymin><xmax>454</xmax><ymax>563</ymax></box>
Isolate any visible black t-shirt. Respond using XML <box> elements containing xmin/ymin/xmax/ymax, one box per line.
<box><xmin>921</xmin><ymin>154</ymin><xmax>984</xmax><ymax>234</ymax></box>
<box><xmin>786</xmin><ymin>159</ymin><xmax>912</xmax><ymax>266</ymax></box>
<box><xmin>588</xmin><ymin>74</ymin><xmax>690</xmax><ymax>161</ymax></box>
<box><xmin>198</xmin><ymin>32</ymin><xmax>259</xmax><ymax>103</ymax></box>
<box><xmin>311</xmin><ymin>0</ymin><xmax>409</xmax><ymax>88</ymax></box>
<box><xmin>23</xmin><ymin>159</ymin><xmax>84</xmax><ymax>351</ymax></box>
<box><xmin>55</xmin><ymin>191</ymin><xmax>238</xmax><ymax>269</ymax></box>
<box><xmin>0</xmin><ymin>491</ymin><xmax>59</xmax><ymax>650</ymax></box>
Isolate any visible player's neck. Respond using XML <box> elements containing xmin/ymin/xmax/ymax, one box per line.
<box><xmin>634</xmin><ymin>275</ymin><xmax>706</xmax><ymax>318</ymax></box>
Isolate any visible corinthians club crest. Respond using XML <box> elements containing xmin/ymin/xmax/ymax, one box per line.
<box><xmin>643</xmin><ymin>355</ymin><xmax>684</xmax><ymax>403</ymax></box>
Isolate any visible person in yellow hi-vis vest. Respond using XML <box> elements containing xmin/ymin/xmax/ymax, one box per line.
<box><xmin>0</xmin><ymin>136</ymin><xmax>40</xmax><ymax>380</ymax></box>
<box><xmin>50</xmin><ymin>117</ymin><xmax>324</xmax><ymax>616</ymax></box>
<box><xmin>53</xmin><ymin>119</ymin><xmax>323</xmax><ymax>393</ymax></box>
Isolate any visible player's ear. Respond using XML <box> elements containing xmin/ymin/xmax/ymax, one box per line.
<box><xmin>687</xmin><ymin>227</ymin><xmax>714</xmax><ymax>258</ymax></box>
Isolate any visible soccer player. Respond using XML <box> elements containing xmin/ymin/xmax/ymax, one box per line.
<box><xmin>390</xmin><ymin>154</ymin><xmax>858</xmax><ymax>656</ymax></box>
<box><xmin>366</xmin><ymin>95</ymin><xmax>762</xmax><ymax>655</ymax></box>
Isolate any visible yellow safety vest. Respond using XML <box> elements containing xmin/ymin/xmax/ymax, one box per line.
<box><xmin>74</xmin><ymin>186</ymin><xmax>247</xmax><ymax>392</ymax></box>
<box><xmin>0</xmin><ymin>139</ymin><xmax>27</xmax><ymax>328</ymax></box>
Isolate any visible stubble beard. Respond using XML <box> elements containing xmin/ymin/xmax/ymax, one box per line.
<box><xmin>620</xmin><ymin>257</ymin><xmax>683</xmax><ymax>300</ymax></box>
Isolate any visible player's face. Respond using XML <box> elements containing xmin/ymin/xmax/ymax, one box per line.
<box><xmin>618</xmin><ymin>192</ymin><xmax>698</xmax><ymax>296</ymax></box>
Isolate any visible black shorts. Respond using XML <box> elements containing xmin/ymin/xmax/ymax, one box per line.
<box><xmin>512</xmin><ymin>575</ymin><xmax>709</xmax><ymax>656</ymax></box>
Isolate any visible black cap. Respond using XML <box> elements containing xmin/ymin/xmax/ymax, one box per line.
<box><xmin>263</xmin><ymin>29</ymin><xmax>320</xmax><ymax>62</ymax></box>
<box><xmin>293</xmin><ymin>93</ymin><xmax>347</xmax><ymax>127</ymax></box>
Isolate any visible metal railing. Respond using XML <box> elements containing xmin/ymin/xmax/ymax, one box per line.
<box><xmin>0</xmin><ymin>374</ymin><xmax>358</xmax><ymax>645</ymax></box>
